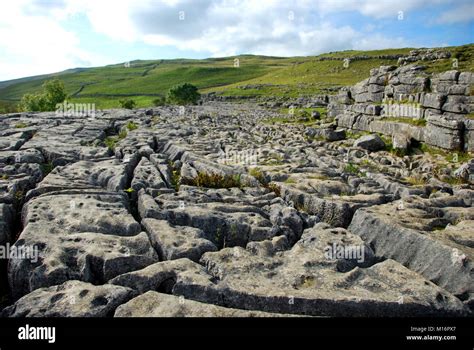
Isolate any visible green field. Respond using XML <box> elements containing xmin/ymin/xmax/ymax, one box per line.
<box><xmin>0</xmin><ymin>44</ymin><xmax>473</xmax><ymax>112</ymax></box>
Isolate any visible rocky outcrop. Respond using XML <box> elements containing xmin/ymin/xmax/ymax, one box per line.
<box><xmin>348</xmin><ymin>195</ymin><xmax>473</xmax><ymax>308</ymax></box>
<box><xmin>0</xmin><ymin>102</ymin><xmax>472</xmax><ymax>317</ymax></box>
<box><xmin>1</xmin><ymin>280</ymin><xmax>136</xmax><ymax>317</ymax></box>
<box><xmin>330</xmin><ymin>63</ymin><xmax>474</xmax><ymax>152</ymax></box>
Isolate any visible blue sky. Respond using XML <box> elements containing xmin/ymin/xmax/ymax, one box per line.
<box><xmin>0</xmin><ymin>0</ymin><xmax>473</xmax><ymax>81</ymax></box>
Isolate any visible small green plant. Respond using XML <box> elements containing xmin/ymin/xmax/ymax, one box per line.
<box><xmin>40</xmin><ymin>162</ymin><xmax>54</xmax><ymax>176</ymax></box>
<box><xmin>442</xmin><ymin>176</ymin><xmax>468</xmax><ymax>186</ymax></box>
<box><xmin>266</xmin><ymin>183</ymin><xmax>281</xmax><ymax>197</ymax></box>
<box><xmin>119</xmin><ymin>99</ymin><xmax>136</xmax><ymax>109</ymax></box>
<box><xmin>181</xmin><ymin>172</ymin><xmax>242</xmax><ymax>189</ymax></box>
<box><xmin>284</xmin><ymin>177</ymin><xmax>297</xmax><ymax>184</ymax></box>
<box><xmin>104</xmin><ymin>136</ymin><xmax>118</xmax><ymax>151</ymax></box>
<box><xmin>124</xmin><ymin>187</ymin><xmax>134</xmax><ymax>193</ymax></box>
<box><xmin>249</xmin><ymin>167</ymin><xmax>267</xmax><ymax>185</ymax></box>
<box><xmin>14</xmin><ymin>190</ymin><xmax>24</xmax><ymax>202</ymax></box>
<box><xmin>344</xmin><ymin>163</ymin><xmax>360</xmax><ymax>175</ymax></box>
<box><xmin>0</xmin><ymin>174</ymin><xmax>8</xmax><ymax>180</ymax></box>
<box><xmin>405</xmin><ymin>176</ymin><xmax>427</xmax><ymax>186</ymax></box>
<box><xmin>118</xmin><ymin>129</ymin><xmax>128</xmax><ymax>139</ymax></box>
<box><xmin>126</xmin><ymin>121</ymin><xmax>138</xmax><ymax>131</ymax></box>
<box><xmin>15</xmin><ymin>122</ymin><xmax>27</xmax><ymax>128</ymax></box>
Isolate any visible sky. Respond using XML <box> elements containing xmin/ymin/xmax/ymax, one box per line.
<box><xmin>0</xmin><ymin>0</ymin><xmax>473</xmax><ymax>81</ymax></box>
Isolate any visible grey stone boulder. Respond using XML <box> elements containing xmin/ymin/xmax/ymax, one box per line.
<box><xmin>109</xmin><ymin>258</ymin><xmax>215</xmax><ymax>295</ymax></box>
<box><xmin>354</xmin><ymin>134</ymin><xmax>385</xmax><ymax>152</ymax></box>
<box><xmin>421</xmin><ymin>93</ymin><xmax>447</xmax><ymax>109</ymax></box>
<box><xmin>348</xmin><ymin>197</ymin><xmax>473</xmax><ymax>303</ymax></box>
<box><xmin>1</xmin><ymin>280</ymin><xmax>136</xmax><ymax>317</ymax></box>
<box><xmin>142</xmin><ymin>218</ymin><xmax>217</xmax><ymax>262</ymax></box>
<box><xmin>131</xmin><ymin>157</ymin><xmax>168</xmax><ymax>195</ymax></box>
<box><xmin>425</xmin><ymin>115</ymin><xmax>463</xmax><ymax>150</ymax></box>
<box><xmin>192</xmin><ymin>225</ymin><xmax>468</xmax><ymax>317</ymax></box>
<box><xmin>8</xmin><ymin>191</ymin><xmax>158</xmax><ymax>298</ymax></box>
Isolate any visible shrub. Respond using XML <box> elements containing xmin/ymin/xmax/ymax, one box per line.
<box><xmin>43</xmin><ymin>79</ymin><xmax>67</xmax><ymax>110</ymax></box>
<box><xmin>20</xmin><ymin>79</ymin><xmax>67</xmax><ymax>112</ymax></box>
<box><xmin>119</xmin><ymin>99</ymin><xmax>136</xmax><ymax>109</ymax></box>
<box><xmin>166</xmin><ymin>83</ymin><xmax>200</xmax><ymax>105</ymax></box>
<box><xmin>152</xmin><ymin>96</ymin><xmax>166</xmax><ymax>106</ymax></box>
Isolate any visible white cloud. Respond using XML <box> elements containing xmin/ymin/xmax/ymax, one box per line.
<box><xmin>436</xmin><ymin>3</ymin><xmax>474</xmax><ymax>24</ymax></box>
<box><xmin>0</xmin><ymin>0</ymin><xmax>472</xmax><ymax>80</ymax></box>
<box><xmin>0</xmin><ymin>0</ymin><xmax>108</xmax><ymax>81</ymax></box>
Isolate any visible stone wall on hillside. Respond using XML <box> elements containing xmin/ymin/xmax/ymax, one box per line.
<box><xmin>328</xmin><ymin>64</ymin><xmax>474</xmax><ymax>152</ymax></box>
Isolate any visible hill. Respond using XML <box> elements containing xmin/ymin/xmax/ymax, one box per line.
<box><xmin>0</xmin><ymin>44</ymin><xmax>473</xmax><ymax>112</ymax></box>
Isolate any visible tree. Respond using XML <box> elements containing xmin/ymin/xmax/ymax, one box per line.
<box><xmin>166</xmin><ymin>83</ymin><xmax>200</xmax><ymax>105</ymax></box>
<box><xmin>43</xmin><ymin>79</ymin><xmax>67</xmax><ymax>110</ymax></box>
<box><xmin>20</xmin><ymin>78</ymin><xmax>67</xmax><ymax>112</ymax></box>
<box><xmin>119</xmin><ymin>99</ymin><xmax>136</xmax><ymax>109</ymax></box>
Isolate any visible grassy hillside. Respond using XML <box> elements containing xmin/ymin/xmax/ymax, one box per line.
<box><xmin>0</xmin><ymin>44</ymin><xmax>473</xmax><ymax>111</ymax></box>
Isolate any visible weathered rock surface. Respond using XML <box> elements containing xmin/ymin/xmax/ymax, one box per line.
<box><xmin>114</xmin><ymin>291</ymin><xmax>289</xmax><ymax>317</ymax></box>
<box><xmin>1</xmin><ymin>280</ymin><xmax>136</xmax><ymax>317</ymax></box>
<box><xmin>348</xmin><ymin>195</ymin><xmax>473</xmax><ymax>307</ymax></box>
<box><xmin>0</xmin><ymin>101</ymin><xmax>472</xmax><ymax>317</ymax></box>
<box><xmin>142</xmin><ymin>218</ymin><xmax>217</xmax><ymax>262</ymax></box>
<box><xmin>8</xmin><ymin>190</ymin><xmax>158</xmax><ymax>299</ymax></box>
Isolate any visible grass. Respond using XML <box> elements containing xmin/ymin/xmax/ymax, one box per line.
<box><xmin>284</xmin><ymin>177</ymin><xmax>297</xmax><ymax>184</ymax></box>
<box><xmin>266</xmin><ymin>183</ymin><xmax>281</xmax><ymax>197</ymax></box>
<box><xmin>442</xmin><ymin>177</ymin><xmax>468</xmax><ymax>185</ymax></box>
<box><xmin>168</xmin><ymin>161</ymin><xmax>181</xmax><ymax>191</ymax></box>
<box><xmin>104</xmin><ymin>130</ymin><xmax>127</xmax><ymax>151</ymax></box>
<box><xmin>405</xmin><ymin>176</ymin><xmax>427</xmax><ymax>186</ymax></box>
<box><xmin>118</xmin><ymin>129</ymin><xmax>128</xmax><ymax>139</ymax></box>
<box><xmin>14</xmin><ymin>122</ymin><xmax>27</xmax><ymax>128</ymax></box>
<box><xmin>263</xmin><ymin>116</ymin><xmax>318</xmax><ymax>126</ymax></box>
<box><xmin>279</xmin><ymin>107</ymin><xmax>327</xmax><ymax>118</ymax></box>
<box><xmin>419</xmin><ymin>144</ymin><xmax>471</xmax><ymax>163</ymax></box>
<box><xmin>346</xmin><ymin>130</ymin><xmax>368</xmax><ymax>139</ymax></box>
<box><xmin>126</xmin><ymin>121</ymin><xmax>138</xmax><ymax>131</ymax></box>
<box><xmin>360</xmin><ymin>159</ymin><xmax>380</xmax><ymax>172</ymax></box>
<box><xmin>2</xmin><ymin>44</ymin><xmax>472</xmax><ymax>109</ymax></box>
<box><xmin>181</xmin><ymin>172</ymin><xmax>242</xmax><ymax>189</ymax></box>
<box><xmin>344</xmin><ymin>163</ymin><xmax>360</xmax><ymax>174</ymax></box>
<box><xmin>249</xmin><ymin>167</ymin><xmax>268</xmax><ymax>185</ymax></box>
